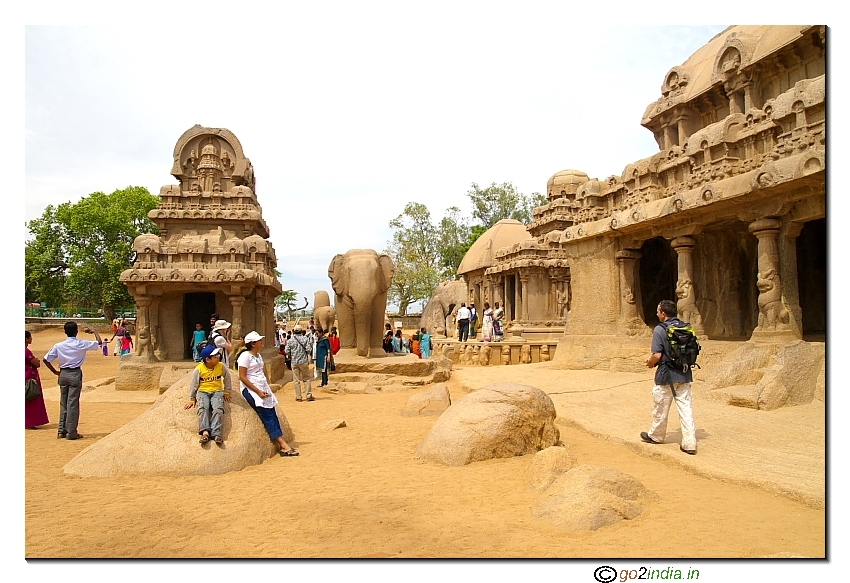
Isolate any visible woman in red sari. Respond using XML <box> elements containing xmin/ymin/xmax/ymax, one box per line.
<box><xmin>25</xmin><ymin>331</ymin><xmax>50</xmax><ymax>429</ymax></box>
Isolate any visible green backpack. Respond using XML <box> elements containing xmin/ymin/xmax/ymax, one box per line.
<box><xmin>661</xmin><ymin>320</ymin><xmax>701</xmax><ymax>374</ymax></box>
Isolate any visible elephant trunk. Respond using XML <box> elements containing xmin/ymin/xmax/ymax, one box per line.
<box><xmin>354</xmin><ymin>309</ymin><xmax>371</xmax><ymax>357</ymax></box>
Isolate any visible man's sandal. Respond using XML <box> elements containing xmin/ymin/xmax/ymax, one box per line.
<box><xmin>279</xmin><ymin>448</ymin><xmax>299</xmax><ymax>457</ymax></box>
<box><xmin>199</xmin><ymin>433</ymin><xmax>211</xmax><ymax>444</ymax></box>
<box><xmin>214</xmin><ymin>436</ymin><xmax>223</xmax><ymax>444</ymax></box>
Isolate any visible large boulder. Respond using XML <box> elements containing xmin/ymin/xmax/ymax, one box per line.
<box><xmin>531</xmin><ymin>465</ymin><xmax>658</xmax><ymax>532</ymax></box>
<box><xmin>529</xmin><ymin>445</ymin><xmax>577</xmax><ymax>492</ymax></box>
<box><xmin>63</xmin><ymin>369</ymin><xmax>294</xmax><ymax>478</ymax></box>
<box><xmin>416</xmin><ymin>383</ymin><xmax>559</xmax><ymax>466</ymax></box>
<box><xmin>419</xmin><ymin>280</ymin><xmax>468</xmax><ymax>335</ymax></box>
<box><xmin>402</xmin><ymin>384</ymin><xmax>451</xmax><ymax>417</ymax></box>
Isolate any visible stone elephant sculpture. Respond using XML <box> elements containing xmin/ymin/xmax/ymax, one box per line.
<box><xmin>313</xmin><ymin>290</ymin><xmax>337</xmax><ymax>334</ymax></box>
<box><xmin>328</xmin><ymin>249</ymin><xmax>395</xmax><ymax>357</ymax></box>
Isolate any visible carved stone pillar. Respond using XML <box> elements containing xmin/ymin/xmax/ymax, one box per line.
<box><xmin>670</xmin><ymin>237</ymin><xmax>705</xmax><ymax>336</ymax></box>
<box><xmin>254</xmin><ymin>289</ymin><xmax>268</xmax><ymax>340</ymax></box>
<box><xmin>229</xmin><ymin>295</ymin><xmax>246</xmax><ymax>340</ymax></box>
<box><xmin>615</xmin><ymin>249</ymin><xmax>645</xmax><ymax>335</ymax></box>
<box><xmin>519</xmin><ymin>274</ymin><xmax>529</xmax><ymax>322</ymax></box>
<box><xmin>149</xmin><ymin>296</ymin><xmax>166</xmax><ymax>360</ymax></box>
<box><xmin>748</xmin><ymin>218</ymin><xmax>794</xmax><ymax>338</ymax></box>
<box><xmin>134</xmin><ymin>295</ymin><xmax>157</xmax><ymax>362</ymax></box>
<box><xmin>778</xmin><ymin>221</ymin><xmax>804</xmax><ymax>338</ymax></box>
<box><xmin>675</xmin><ymin>114</ymin><xmax>689</xmax><ymax>147</ymax></box>
<box><xmin>726</xmin><ymin>88</ymin><xmax>742</xmax><ymax>114</ymax></box>
<box><xmin>510</xmin><ymin>274</ymin><xmax>519</xmax><ymax>323</ymax></box>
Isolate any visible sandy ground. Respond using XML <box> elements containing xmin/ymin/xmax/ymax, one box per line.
<box><xmin>24</xmin><ymin>327</ymin><xmax>825</xmax><ymax>559</ymax></box>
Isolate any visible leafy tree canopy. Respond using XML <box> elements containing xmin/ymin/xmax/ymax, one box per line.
<box><xmin>466</xmin><ymin>181</ymin><xmax>546</xmax><ymax>228</ymax></box>
<box><xmin>25</xmin><ymin>186</ymin><xmax>161</xmax><ymax>318</ymax></box>
<box><xmin>385</xmin><ymin>181</ymin><xmax>545</xmax><ymax>313</ymax></box>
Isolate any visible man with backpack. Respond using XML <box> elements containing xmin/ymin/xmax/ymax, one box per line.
<box><xmin>641</xmin><ymin>299</ymin><xmax>698</xmax><ymax>455</ymax></box>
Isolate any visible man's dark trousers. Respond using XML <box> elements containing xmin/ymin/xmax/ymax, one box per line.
<box><xmin>458</xmin><ymin>319</ymin><xmax>469</xmax><ymax>342</ymax></box>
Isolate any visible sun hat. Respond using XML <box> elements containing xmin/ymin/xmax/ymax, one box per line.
<box><xmin>244</xmin><ymin>331</ymin><xmax>265</xmax><ymax>343</ymax></box>
<box><xmin>200</xmin><ymin>345</ymin><xmax>222</xmax><ymax>359</ymax></box>
<box><xmin>213</xmin><ymin>319</ymin><xmax>232</xmax><ymax>331</ymax></box>
<box><xmin>293</xmin><ymin>324</ymin><xmax>303</xmax><ymax>332</ymax></box>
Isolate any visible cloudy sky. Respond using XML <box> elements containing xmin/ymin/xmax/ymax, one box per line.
<box><xmin>19</xmin><ymin>12</ymin><xmax>736</xmax><ymax>312</ymax></box>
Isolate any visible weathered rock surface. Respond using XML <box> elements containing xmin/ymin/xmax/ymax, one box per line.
<box><xmin>706</xmin><ymin>340</ymin><xmax>825</xmax><ymax>410</ymax></box>
<box><xmin>401</xmin><ymin>384</ymin><xmax>451</xmax><ymax>417</ymax></box>
<box><xmin>531</xmin><ymin>464</ymin><xmax>658</xmax><ymax>532</ymax></box>
<box><xmin>416</xmin><ymin>383</ymin><xmax>559</xmax><ymax>466</ymax></box>
<box><xmin>115</xmin><ymin>359</ymin><xmax>165</xmax><ymax>391</ymax></box>
<box><xmin>320</xmin><ymin>419</ymin><xmax>347</xmax><ymax>431</ymax></box>
<box><xmin>63</xmin><ymin>369</ymin><xmax>294</xmax><ymax>478</ymax></box>
<box><xmin>530</xmin><ymin>445</ymin><xmax>577</xmax><ymax>492</ymax></box>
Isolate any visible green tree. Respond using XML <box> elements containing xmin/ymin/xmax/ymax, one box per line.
<box><xmin>466</xmin><ymin>181</ymin><xmax>546</xmax><ymax>227</ymax></box>
<box><xmin>24</xmin><ymin>186</ymin><xmax>161</xmax><ymax>319</ymax></box>
<box><xmin>274</xmin><ymin>290</ymin><xmax>308</xmax><ymax>319</ymax></box>
<box><xmin>385</xmin><ymin>202</ymin><xmax>442</xmax><ymax>315</ymax></box>
<box><xmin>437</xmin><ymin>207</ymin><xmax>487</xmax><ymax>279</ymax></box>
<box><xmin>24</xmin><ymin>204</ymin><xmax>67</xmax><ymax>307</ymax></box>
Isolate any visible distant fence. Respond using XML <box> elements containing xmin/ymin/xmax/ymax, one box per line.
<box><xmin>24</xmin><ymin>306</ymin><xmax>136</xmax><ymax>319</ymax></box>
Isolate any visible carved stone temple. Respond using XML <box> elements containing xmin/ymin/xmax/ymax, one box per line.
<box><xmin>119</xmin><ymin>126</ymin><xmax>282</xmax><ymax>385</ymax></box>
<box><xmin>447</xmin><ymin>26</ymin><xmax>825</xmax><ymax>410</ymax></box>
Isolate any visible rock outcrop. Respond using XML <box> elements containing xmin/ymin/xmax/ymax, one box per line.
<box><xmin>401</xmin><ymin>384</ymin><xmax>451</xmax><ymax>417</ymax></box>
<box><xmin>531</xmin><ymin>464</ymin><xmax>658</xmax><ymax>532</ymax></box>
<box><xmin>529</xmin><ymin>445</ymin><xmax>577</xmax><ymax>492</ymax></box>
<box><xmin>63</xmin><ymin>369</ymin><xmax>294</xmax><ymax>477</ymax></box>
<box><xmin>416</xmin><ymin>383</ymin><xmax>559</xmax><ymax>466</ymax></box>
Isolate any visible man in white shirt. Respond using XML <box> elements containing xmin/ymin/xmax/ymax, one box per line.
<box><xmin>44</xmin><ymin>321</ymin><xmax>103</xmax><ymax>440</ymax></box>
<box><xmin>456</xmin><ymin>303</ymin><xmax>471</xmax><ymax>342</ymax></box>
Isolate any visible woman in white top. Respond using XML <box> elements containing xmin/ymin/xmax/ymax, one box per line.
<box><xmin>481</xmin><ymin>302</ymin><xmax>494</xmax><ymax>342</ymax></box>
<box><xmin>237</xmin><ymin>331</ymin><xmax>299</xmax><ymax>457</ymax></box>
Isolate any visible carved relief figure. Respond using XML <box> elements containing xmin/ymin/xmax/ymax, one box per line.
<box><xmin>328</xmin><ymin>249</ymin><xmax>395</xmax><ymax>357</ymax></box>
<box><xmin>183</xmin><ymin>149</ymin><xmax>197</xmax><ymax>177</ymax></box>
<box><xmin>135</xmin><ymin>326</ymin><xmax>157</xmax><ymax>362</ymax></box>
<box><xmin>221</xmin><ymin>150</ymin><xmax>234</xmax><ymax>178</ymax></box>
<box><xmin>520</xmin><ymin>344</ymin><xmax>532</xmax><ymax>364</ymax></box>
<box><xmin>479</xmin><ymin>345</ymin><xmax>490</xmax><ymax>366</ymax></box>
<box><xmin>471</xmin><ymin>345</ymin><xmax>480</xmax><ymax>366</ymax></box>
<box><xmin>501</xmin><ymin>345</ymin><xmax>511</xmax><ymax>365</ymax></box>
<box><xmin>756</xmin><ymin>269</ymin><xmax>790</xmax><ymax>330</ymax></box>
<box><xmin>556</xmin><ymin>285</ymin><xmax>569</xmax><ymax>318</ymax></box>
<box><xmin>540</xmin><ymin>344</ymin><xmax>550</xmax><ymax>362</ymax></box>
<box><xmin>675</xmin><ymin>279</ymin><xmax>703</xmax><ymax>329</ymax></box>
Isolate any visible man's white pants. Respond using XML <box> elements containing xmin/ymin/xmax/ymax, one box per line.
<box><xmin>647</xmin><ymin>382</ymin><xmax>696</xmax><ymax>450</ymax></box>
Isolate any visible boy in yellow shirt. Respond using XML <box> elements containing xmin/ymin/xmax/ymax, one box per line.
<box><xmin>185</xmin><ymin>345</ymin><xmax>232</xmax><ymax>444</ymax></box>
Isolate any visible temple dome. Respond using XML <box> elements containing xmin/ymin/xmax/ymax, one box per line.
<box><xmin>642</xmin><ymin>25</ymin><xmax>815</xmax><ymax>125</ymax></box>
<box><xmin>547</xmin><ymin>169</ymin><xmax>589</xmax><ymax>199</ymax></box>
<box><xmin>457</xmin><ymin>219</ymin><xmax>533</xmax><ymax>275</ymax></box>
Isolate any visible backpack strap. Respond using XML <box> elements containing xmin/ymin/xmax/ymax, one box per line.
<box><xmin>658</xmin><ymin>321</ymin><xmax>678</xmax><ymax>398</ymax></box>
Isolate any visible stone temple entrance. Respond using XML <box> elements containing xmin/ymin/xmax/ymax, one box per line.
<box><xmin>183</xmin><ymin>292</ymin><xmax>216</xmax><ymax>359</ymax></box>
<box><xmin>797</xmin><ymin>218</ymin><xmax>826</xmax><ymax>339</ymax></box>
<box><xmin>638</xmin><ymin>237</ymin><xmax>676</xmax><ymax>326</ymax></box>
